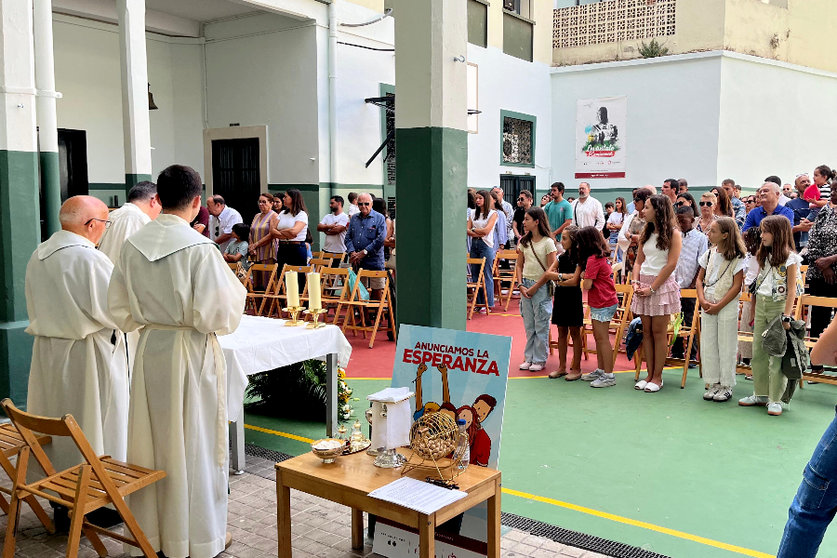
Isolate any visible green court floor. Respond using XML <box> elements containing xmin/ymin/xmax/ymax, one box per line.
<box><xmin>243</xmin><ymin>371</ymin><xmax>837</xmax><ymax>558</ymax></box>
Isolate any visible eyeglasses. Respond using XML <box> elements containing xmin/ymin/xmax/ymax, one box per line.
<box><xmin>517</xmin><ymin>197</ymin><xmax>527</xmax><ymax>201</ymax></box>
<box><xmin>699</xmin><ymin>201</ymin><xmax>713</xmax><ymax>207</ymax></box>
<box><xmin>357</xmin><ymin>202</ymin><xmax>371</xmax><ymax>206</ymax></box>
<box><xmin>675</xmin><ymin>201</ymin><xmax>685</xmax><ymax>207</ymax></box>
<box><xmin>84</xmin><ymin>217</ymin><xmax>112</xmax><ymax>229</ymax></box>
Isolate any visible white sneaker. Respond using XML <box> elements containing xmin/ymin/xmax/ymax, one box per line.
<box><xmin>519</xmin><ymin>362</ymin><xmax>532</xmax><ymax>370</ymax></box>
<box><xmin>591</xmin><ymin>374</ymin><xmax>616</xmax><ymax>388</ymax></box>
<box><xmin>738</xmin><ymin>394</ymin><xmax>768</xmax><ymax>407</ymax></box>
<box><xmin>713</xmin><ymin>387</ymin><xmax>733</xmax><ymax>402</ymax></box>
<box><xmin>703</xmin><ymin>384</ymin><xmax>720</xmax><ymax>401</ymax></box>
<box><xmin>529</xmin><ymin>363</ymin><xmax>545</xmax><ymax>372</ymax></box>
<box><xmin>582</xmin><ymin>369</ymin><xmax>605</xmax><ymax>382</ymax></box>
<box><xmin>767</xmin><ymin>402</ymin><xmax>783</xmax><ymax>416</ymax></box>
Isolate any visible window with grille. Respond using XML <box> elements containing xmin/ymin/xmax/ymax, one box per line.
<box><xmin>384</xmin><ymin>93</ymin><xmax>395</xmax><ymax>186</ymax></box>
<box><xmin>501</xmin><ymin>112</ymin><xmax>535</xmax><ymax>167</ymax></box>
<box><xmin>553</xmin><ymin>0</ymin><xmax>676</xmax><ymax>49</ymax></box>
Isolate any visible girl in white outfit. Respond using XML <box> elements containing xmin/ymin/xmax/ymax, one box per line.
<box><xmin>696</xmin><ymin>217</ymin><xmax>746</xmax><ymax>402</ymax></box>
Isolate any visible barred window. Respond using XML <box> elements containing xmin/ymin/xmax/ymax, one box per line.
<box><xmin>502</xmin><ymin>116</ymin><xmax>533</xmax><ymax>166</ymax></box>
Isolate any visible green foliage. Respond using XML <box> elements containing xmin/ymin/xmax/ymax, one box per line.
<box><xmin>638</xmin><ymin>38</ymin><xmax>669</xmax><ymax>58</ymax></box>
<box><xmin>245</xmin><ymin>360</ymin><xmax>357</xmax><ymax>423</ymax></box>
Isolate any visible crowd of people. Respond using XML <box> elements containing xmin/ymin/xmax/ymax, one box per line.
<box><xmin>470</xmin><ymin>169</ymin><xmax>837</xmax><ymax>415</ymax></box>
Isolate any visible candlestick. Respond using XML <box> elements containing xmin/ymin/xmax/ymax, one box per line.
<box><xmin>304</xmin><ymin>308</ymin><xmax>327</xmax><ymax>329</ymax></box>
<box><xmin>308</xmin><ymin>272</ymin><xmax>322</xmax><ymax>310</ymax></box>
<box><xmin>282</xmin><ymin>306</ymin><xmax>304</xmax><ymax>326</ymax></box>
<box><xmin>285</xmin><ymin>271</ymin><xmax>299</xmax><ymax>308</ymax></box>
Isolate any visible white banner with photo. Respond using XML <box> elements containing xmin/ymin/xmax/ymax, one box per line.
<box><xmin>575</xmin><ymin>96</ymin><xmax>627</xmax><ymax>179</ymax></box>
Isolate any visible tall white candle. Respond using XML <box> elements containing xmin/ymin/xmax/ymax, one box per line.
<box><xmin>308</xmin><ymin>272</ymin><xmax>322</xmax><ymax>310</ymax></box>
<box><xmin>285</xmin><ymin>271</ymin><xmax>299</xmax><ymax>308</ymax></box>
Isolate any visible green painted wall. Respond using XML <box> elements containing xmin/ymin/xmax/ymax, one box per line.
<box><xmin>396</xmin><ymin>127</ymin><xmax>467</xmax><ymax>330</ymax></box>
<box><xmin>40</xmin><ymin>151</ymin><xmax>61</xmax><ymax>236</ymax></box>
<box><xmin>0</xmin><ymin>150</ymin><xmax>41</xmax><ymax>404</ymax></box>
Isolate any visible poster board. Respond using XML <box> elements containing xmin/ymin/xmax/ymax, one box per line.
<box><xmin>372</xmin><ymin>324</ymin><xmax>511</xmax><ymax>557</ymax></box>
<box><xmin>575</xmin><ymin>96</ymin><xmax>627</xmax><ymax>179</ymax></box>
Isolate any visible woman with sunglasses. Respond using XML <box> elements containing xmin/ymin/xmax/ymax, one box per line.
<box><xmin>675</xmin><ymin>192</ymin><xmax>696</xmax><ymax>210</ymax></box>
<box><xmin>744</xmin><ymin>195</ymin><xmax>758</xmax><ymax>214</ymax></box>
<box><xmin>697</xmin><ymin>192</ymin><xmax>717</xmax><ymax>235</ymax></box>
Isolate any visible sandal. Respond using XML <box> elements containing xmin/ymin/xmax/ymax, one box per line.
<box><xmin>565</xmin><ymin>370</ymin><xmax>582</xmax><ymax>381</ymax></box>
<box><xmin>548</xmin><ymin>369</ymin><xmax>567</xmax><ymax>379</ymax></box>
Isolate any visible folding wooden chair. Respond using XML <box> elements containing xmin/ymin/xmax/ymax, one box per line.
<box><xmin>260</xmin><ymin>264</ymin><xmax>314</xmax><ymax>318</ymax></box>
<box><xmin>310</xmin><ymin>251</ymin><xmax>323</xmax><ymax>260</ymax></box>
<box><xmin>610</xmin><ymin>284</ymin><xmax>635</xmax><ymax>360</ymax></box>
<box><xmin>735</xmin><ymin>292</ymin><xmax>754</xmax><ymax>377</ymax></box>
<box><xmin>547</xmin><ymin>310</ymin><xmax>588</xmax><ymax>360</ymax></box>
<box><xmin>1</xmin><ymin>399</ymin><xmax>166</xmax><ymax>558</ymax></box>
<box><xmin>0</xmin><ymin>423</ymin><xmax>53</xmax><ymax>531</ymax></box>
<box><xmin>634</xmin><ymin>289</ymin><xmax>700</xmax><ymax>389</ymax></box>
<box><xmin>795</xmin><ymin>294</ymin><xmax>837</xmax><ymax>386</ymax></box>
<box><xmin>319</xmin><ymin>267</ymin><xmax>351</xmax><ymax>324</ymax></box>
<box><xmin>309</xmin><ymin>257</ymin><xmax>329</xmax><ymax>272</ymax></box>
<box><xmin>341</xmin><ymin>269</ymin><xmax>396</xmax><ymax>348</ymax></box>
<box><xmin>244</xmin><ymin>263</ymin><xmax>277</xmax><ymax>315</ymax></box>
<box><xmin>492</xmin><ymin>250</ymin><xmax>519</xmax><ymax>311</ymax></box>
<box><xmin>466</xmin><ymin>257</ymin><xmax>489</xmax><ymax>319</ymax></box>
<box><xmin>321</xmin><ymin>252</ymin><xmax>345</xmax><ymax>267</ymax></box>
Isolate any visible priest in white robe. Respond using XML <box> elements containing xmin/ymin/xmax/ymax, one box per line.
<box><xmin>108</xmin><ymin>165</ymin><xmax>245</xmax><ymax>558</ymax></box>
<box><xmin>98</xmin><ymin>180</ymin><xmax>161</xmax><ymax>374</ymax></box>
<box><xmin>97</xmin><ymin>180</ymin><xmax>161</xmax><ymax>264</ymax></box>
<box><xmin>25</xmin><ymin>196</ymin><xmax>129</xmax><ymax>474</ymax></box>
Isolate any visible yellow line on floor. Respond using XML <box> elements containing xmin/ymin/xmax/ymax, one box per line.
<box><xmin>244</xmin><ymin>423</ymin><xmax>315</xmax><ymax>444</ymax></box>
<box><xmin>502</xmin><ymin>487</ymin><xmax>774</xmax><ymax>558</ymax></box>
<box><xmin>244</xmin><ymin>423</ymin><xmax>770</xmax><ymax>556</ymax></box>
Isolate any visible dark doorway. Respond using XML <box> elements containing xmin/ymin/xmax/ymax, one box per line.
<box><xmin>499</xmin><ymin>174</ymin><xmax>535</xmax><ymax>205</ymax></box>
<box><xmin>211</xmin><ymin>138</ymin><xmax>260</xmax><ymax>224</ymax></box>
<box><xmin>57</xmin><ymin>129</ymin><xmax>89</xmax><ymax>201</ymax></box>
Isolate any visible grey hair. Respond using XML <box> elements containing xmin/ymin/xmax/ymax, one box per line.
<box><xmin>762</xmin><ymin>181</ymin><xmax>781</xmax><ymax>194</ymax></box>
<box><xmin>127</xmin><ymin>181</ymin><xmax>157</xmax><ymax>203</ymax></box>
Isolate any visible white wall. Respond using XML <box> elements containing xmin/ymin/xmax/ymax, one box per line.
<box><xmin>331</xmin><ymin>1</ymin><xmax>395</xmax><ymax>189</ymax></box>
<box><xmin>53</xmin><ymin>15</ymin><xmax>204</xmax><ymax>188</ymax></box>
<box><xmin>204</xmin><ymin>13</ymin><xmax>320</xmax><ymax>186</ymax></box>
<box><xmin>717</xmin><ymin>52</ymin><xmax>837</xmax><ymax>190</ymax></box>
<box><xmin>550</xmin><ymin>52</ymin><xmax>724</xmax><ymax>192</ymax></box>
<box><xmin>468</xmin><ymin>44</ymin><xmax>553</xmax><ymax>191</ymax></box>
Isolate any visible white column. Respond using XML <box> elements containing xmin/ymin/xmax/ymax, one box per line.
<box><xmin>0</xmin><ymin>0</ymin><xmax>37</xmax><ymax>154</ymax></box>
<box><xmin>117</xmin><ymin>0</ymin><xmax>152</xmax><ymax>186</ymax></box>
<box><xmin>33</xmin><ymin>0</ymin><xmax>61</xmax><ymax>233</ymax></box>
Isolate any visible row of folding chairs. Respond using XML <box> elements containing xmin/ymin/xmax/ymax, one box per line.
<box><xmin>230</xmin><ymin>262</ymin><xmax>396</xmax><ymax>348</ymax></box>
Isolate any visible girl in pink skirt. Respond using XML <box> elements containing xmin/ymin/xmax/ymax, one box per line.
<box><xmin>632</xmin><ymin>195</ymin><xmax>682</xmax><ymax>393</ymax></box>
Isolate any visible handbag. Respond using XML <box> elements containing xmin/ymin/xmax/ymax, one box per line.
<box><xmin>530</xmin><ymin>243</ymin><xmax>555</xmax><ymax>297</ymax></box>
<box><xmin>347</xmin><ymin>268</ymin><xmax>370</xmax><ymax>301</ymax></box>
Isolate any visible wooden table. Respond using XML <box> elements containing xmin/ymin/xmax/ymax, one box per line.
<box><xmin>275</xmin><ymin>450</ymin><xmax>501</xmax><ymax>558</ymax></box>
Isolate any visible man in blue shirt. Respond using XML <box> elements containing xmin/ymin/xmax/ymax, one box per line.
<box><xmin>741</xmin><ymin>182</ymin><xmax>795</xmax><ymax>232</ymax></box>
<box><xmin>345</xmin><ymin>192</ymin><xmax>387</xmax><ymax>294</ymax></box>
<box><xmin>786</xmin><ymin>173</ymin><xmax>816</xmax><ymax>252</ymax></box>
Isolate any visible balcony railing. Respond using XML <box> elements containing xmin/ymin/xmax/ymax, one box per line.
<box><xmin>553</xmin><ymin>0</ymin><xmax>676</xmax><ymax>49</ymax></box>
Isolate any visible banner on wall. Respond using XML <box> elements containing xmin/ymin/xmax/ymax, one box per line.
<box><xmin>575</xmin><ymin>96</ymin><xmax>627</xmax><ymax>179</ymax></box>
<box><xmin>372</xmin><ymin>324</ymin><xmax>511</xmax><ymax>558</ymax></box>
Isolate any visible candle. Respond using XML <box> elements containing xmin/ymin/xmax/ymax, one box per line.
<box><xmin>308</xmin><ymin>272</ymin><xmax>322</xmax><ymax>310</ymax></box>
<box><xmin>285</xmin><ymin>271</ymin><xmax>299</xmax><ymax>308</ymax></box>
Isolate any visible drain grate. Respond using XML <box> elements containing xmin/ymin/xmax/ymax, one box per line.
<box><xmin>501</xmin><ymin>512</ymin><xmax>670</xmax><ymax>558</ymax></box>
<box><xmin>244</xmin><ymin>443</ymin><xmax>293</xmax><ymax>463</ymax></box>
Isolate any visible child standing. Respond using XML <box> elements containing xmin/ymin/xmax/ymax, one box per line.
<box><xmin>575</xmin><ymin>226</ymin><xmax>619</xmax><ymax>388</ymax></box>
<box><xmin>515</xmin><ymin>208</ymin><xmax>557</xmax><ymax>372</ymax></box>
<box><xmin>632</xmin><ymin>195</ymin><xmax>682</xmax><ymax>393</ymax></box>
<box><xmin>696</xmin><ymin>217</ymin><xmax>746</xmax><ymax>402</ymax></box>
<box><xmin>739</xmin><ymin>216</ymin><xmax>800</xmax><ymax>416</ymax></box>
<box><xmin>224</xmin><ymin>223</ymin><xmax>252</xmax><ymax>271</ymax></box>
<box><xmin>547</xmin><ymin>226</ymin><xmax>583</xmax><ymax>380</ymax></box>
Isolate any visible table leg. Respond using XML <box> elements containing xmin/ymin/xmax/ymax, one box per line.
<box><xmin>418</xmin><ymin>513</ymin><xmax>435</xmax><ymax>558</ymax></box>
<box><xmin>276</xmin><ymin>471</ymin><xmax>292</xmax><ymax>558</ymax></box>
<box><xmin>229</xmin><ymin>407</ymin><xmax>245</xmax><ymax>473</ymax></box>
<box><xmin>326</xmin><ymin>353</ymin><xmax>338</xmax><ymax>437</ymax></box>
<box><xmin>351</xmin><ymin>508</ymin><xmax>364</xmax><ymax>550</ymax></box>
<box><xmin>487</xmin><ymin>480</ymin><xmax>501</xmax><ymax>558</ymax></box>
